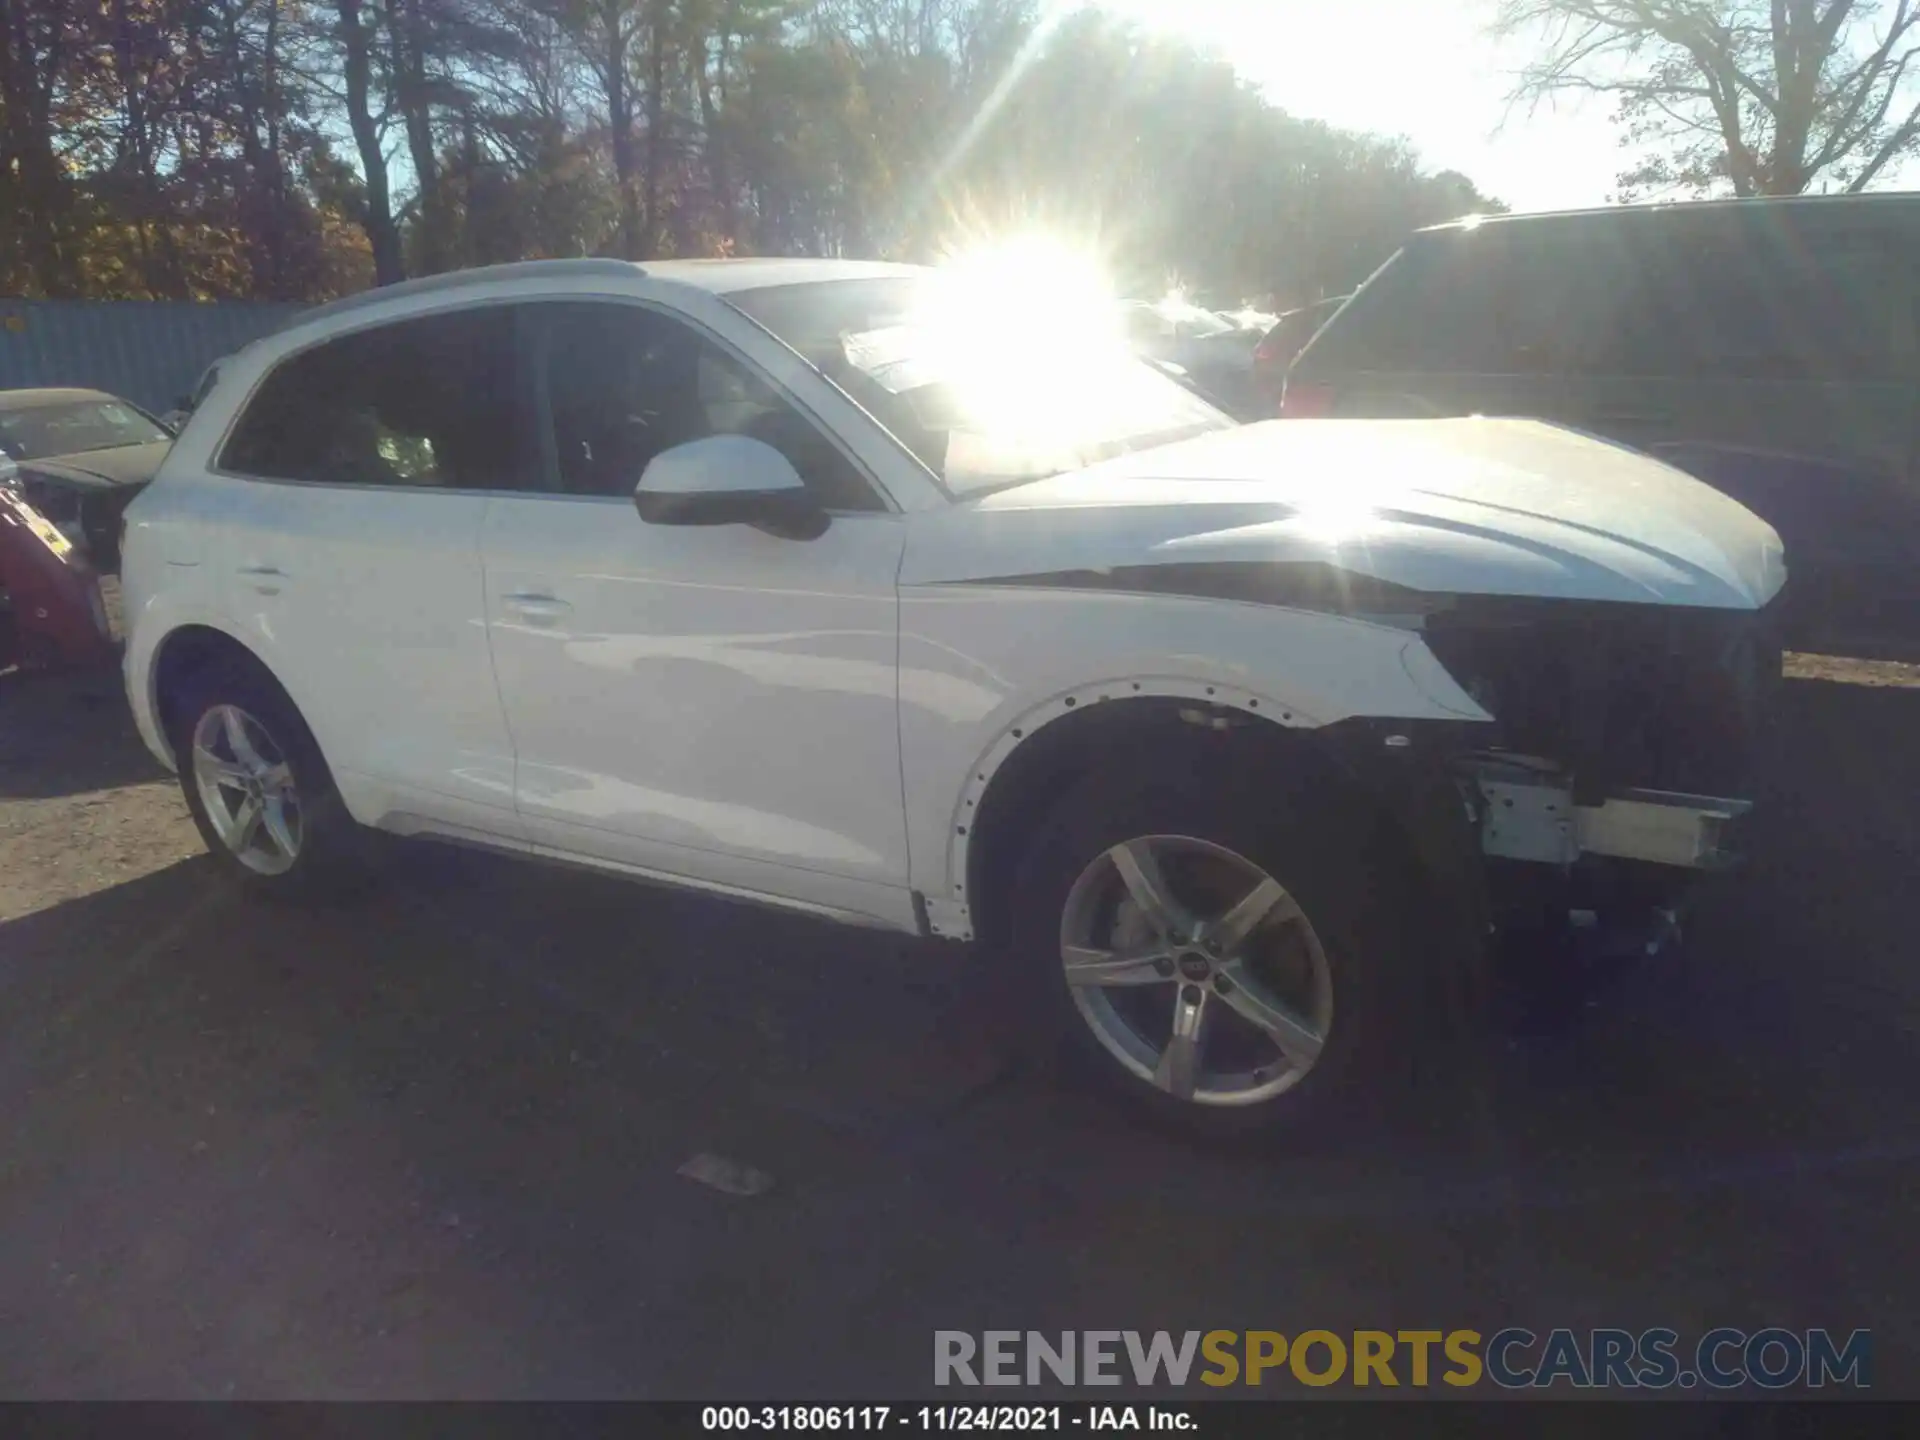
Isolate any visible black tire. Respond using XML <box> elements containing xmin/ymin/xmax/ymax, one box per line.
<box><xmin>168</xmin><ymin>656</ymin><xmax>372</xmax><ymax>901</ymax></box>
<box><xmin>1005</xmin><ymin>745</ymin><xmax>1432</xmax><ymax>1140</ymax></box>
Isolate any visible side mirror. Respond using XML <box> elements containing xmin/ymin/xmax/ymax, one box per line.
<box><xmin>634</xmin><ymin>435</ymin><xmax>828</xmax><ymax>540</ymax></box>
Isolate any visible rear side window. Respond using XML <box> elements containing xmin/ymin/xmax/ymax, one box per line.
<box><xmin>221</xmin><ymin>306</ymin><xmax>526</xmax><ymax>489</ymax></box>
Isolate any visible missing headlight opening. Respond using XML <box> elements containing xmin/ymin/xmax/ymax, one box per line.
<box><xmin>1413</xmin><ymin>596</ymin><xmax>1780</xmax><ymax>949</ymax></box>
<box><xmin>1425</xmin><ymin>598</ymin><xmax>1779</xmax><ymax>801</ymax></box>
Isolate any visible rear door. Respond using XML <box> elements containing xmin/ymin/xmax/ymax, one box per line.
<box><xmin>212</xmin><ymin>304</ymin><xmax>531</xmax><ymax>841</ymax></box>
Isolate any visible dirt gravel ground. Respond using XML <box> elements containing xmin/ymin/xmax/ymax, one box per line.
<box><xmin>1</xmin><ymin>655</ymin><xmax>1918</xmax><ymax>1399</ymax></box>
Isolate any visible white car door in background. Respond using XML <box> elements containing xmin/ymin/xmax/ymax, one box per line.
<box><xmin>480</xmin><ymin>299</ymin><xmax>913</xmax><ymax>926</ymax></box>
<box><xmin>211</xmin><ymin>304</ymin><xmax>528</xmax><ymax>842</ymax></box>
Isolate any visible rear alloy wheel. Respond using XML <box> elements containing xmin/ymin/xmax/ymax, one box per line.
<box><xmin>1060</xmin><ymin>834</ymin><xmax>1332</xmax><ymax>1106</ymax></box>
<box><xmin>171</xmin><ymin>658</ymin><xmax>370</xmax><ymax>900</ymax></box>
<box><xmin>189</xmin><ymin>704</ymin><xmax>304</xmax><ymax>876</ymax></box>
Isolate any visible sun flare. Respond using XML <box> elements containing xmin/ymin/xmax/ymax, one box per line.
<box><xmin>916</xmin><ymin>235</ymin><xmax>1149</xmax><ymax>452</ymax></box>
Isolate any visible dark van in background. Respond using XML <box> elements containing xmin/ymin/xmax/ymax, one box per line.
<box><xmin>1283</xmin><ymin>195</ymin><xmax>1920</xmax><ymax>657</ymax></box>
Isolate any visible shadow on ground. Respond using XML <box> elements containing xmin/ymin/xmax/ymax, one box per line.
<box><xmin>0</xmin><ymin>666</ymin><xmax>166</xmax><ymax>799</ymax></box>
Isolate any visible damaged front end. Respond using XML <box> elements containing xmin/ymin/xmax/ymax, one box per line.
<box><xmin>0</xmin><ymin>486</ymin><xmax>117</xmax><ymax>672</ymax></box>
<box><xmin>1417</xmin><ymin>597</ymin><xmax>1780</xmax><ymax>953</ymax></box>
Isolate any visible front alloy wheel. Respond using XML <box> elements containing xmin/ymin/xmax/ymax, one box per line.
<box><xmin>190</xmin><ymin>703</ymin><xmax>304</xmax><ymax>876</ymax></box>
<box><xmin>1059</xmin><ymin>834</ymin><xmax>1333</xmax><ymax>1106</ymax></box>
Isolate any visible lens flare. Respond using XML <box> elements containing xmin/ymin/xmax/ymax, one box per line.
<box><xmin>926</xmin><ymin>235</ymin><xmax>1121</xmax><ymax>348</ymax></box>
<box><xmin>919</xmin><ymin>235</ymin><xmax>1148</xmax><ymax>455</ymax></box>
<box><xmin>1289</xmin><ymin>488</ymin><xmax>1380</xmax><ymax>545</ymax></box>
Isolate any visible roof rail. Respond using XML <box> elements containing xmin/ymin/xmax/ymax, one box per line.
<box><xmin>287</xmin><ymin>258</ymin><xmax>646</xmax><ymax>330</ymax></box>
<box><xmin>1418</xmin><ymin>190</ymin><xmax>1920</xmax><ymax>233</ymax></box>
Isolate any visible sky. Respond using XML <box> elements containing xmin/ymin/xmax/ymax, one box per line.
<box><xmin>1088</xmin><ymin>0</ymin><xmax>1631</xmax><ymax>212</ymax></box>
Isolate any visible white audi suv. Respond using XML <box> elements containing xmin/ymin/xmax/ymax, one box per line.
<box><xmin>120</xmin><ymin>257</ymin><xmax>1784</xmax><ymax>1135</ymax></box>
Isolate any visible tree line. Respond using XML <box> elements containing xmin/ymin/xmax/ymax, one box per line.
<box><xmin>0</xmin><ymin>0</ymin><xmax>1501</xmax><ymax>307</ymax></box>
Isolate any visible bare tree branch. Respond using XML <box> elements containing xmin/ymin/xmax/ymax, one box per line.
<box><xmin>1494</xmin><ymin>0</ymin><xmax>1920</xmax><ymax>193</ymax></box>
<box><xmin>1848</xmin><ymin>89</ymin><xmax>1920</xmax><ymax>179</ymax></box>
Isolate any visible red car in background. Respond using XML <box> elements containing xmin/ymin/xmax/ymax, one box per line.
<box><xmin>0</xmin><ymin>485</ymin><xmax>116</xmax><ymax>672</ymax></box>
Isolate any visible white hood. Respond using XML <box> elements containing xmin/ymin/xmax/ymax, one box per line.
<box><xmin>903</xmin><ymin>418</ymin><xmax>1787</xmax><ymax>611</ymax></box>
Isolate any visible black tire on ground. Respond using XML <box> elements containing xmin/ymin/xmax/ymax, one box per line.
<box><xmin>167</xmin><ymin>656</ymin><xmax>372</xmax><ymax>901</ymax></box>
<box><xmin>1005</xmin><ymin>746</ymin><xmax>1432</xmax><ymax>1139</ymax></box>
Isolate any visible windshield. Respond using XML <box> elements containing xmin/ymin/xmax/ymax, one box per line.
<box><xmin>0</xmin><ymin>398</ymin><xmax>168</xmax><ymax>460</ymax></box>
<box><xmin>732</xmin><ymin>278</ymin><xmax>1231</xmax><ymax>496</ymax></box>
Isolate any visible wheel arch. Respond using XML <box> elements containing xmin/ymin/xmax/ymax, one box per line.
<box><xmin>149</xmin><ymin>623</ymin><xmax>304</xmax><ymax>757</ymax></box>
<box><xmin>952</xmin><ymin>683</ymin><xmax>1490</xmax><ymax>987</ymax></box>
<box><xmin>951</xmin><ymin>679</ymin><xmax>1331</xmax><ymax>947</ymax></box>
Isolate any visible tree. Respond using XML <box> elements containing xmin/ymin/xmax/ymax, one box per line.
<box><xmin>447</xmin><ymin>0</ymin><xmax>614</xmax><ymax>263</ymax></box>
<box><xmin>1495</xmin><ymin>0</ymin><xmax>1920</xmax><ymax>197</ymax></box>
<box><xmin>542</xmin><ymin>0</ymin><xmax>648</xmax><ymax>257</ymax></box>
<box><xmin>0</xmin><ymin>0</ymin><xmax>1505</xmax><ymax>302</ymax></box>
<box><xmin>205</xmin><ymin>0</ymin><xmax>307</xmax><ymax>297</ymax></box>
<box><xmin>0</xmin><ymin>0</ymin><xmax>87</xmax><ymax>293</ymax></box>
<box><xmin>386</xmin><ymin>0</ymin><xmax>525</xmax><ymax>272</ymax></box>
<box><xmin>941</xmin><ymin>10</ymin><xmax>1501</xmax><ymax>303</ymax></box>
<box><xmin>330</xmin><ymin>0</ymin><xmax>406</xmax><ymax>283</ymax></box>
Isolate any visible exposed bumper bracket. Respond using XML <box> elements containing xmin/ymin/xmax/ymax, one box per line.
<box><xmin>1472</xmin><ymin>760</ymin><xmax>1752</xmax><ymax>871</ymax></box>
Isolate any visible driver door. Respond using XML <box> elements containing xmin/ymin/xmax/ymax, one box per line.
<box><xmin>479</xmin><ymin>299</ymin><xmax>915</xmax><ymax>926</ymax></box>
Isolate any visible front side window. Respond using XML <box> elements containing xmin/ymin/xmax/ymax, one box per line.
<box><xmin>221</xmin><ymin>306</ymin><xmax>524</xmax><ymax>489</ymax></box>
<box><xmin>532</xmin><ymin>302</ymin><xmax>884</xmax><ymax>511</ymax></box>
